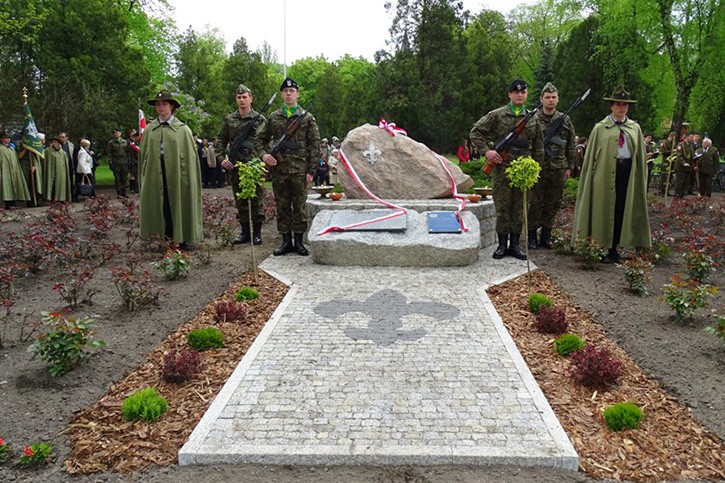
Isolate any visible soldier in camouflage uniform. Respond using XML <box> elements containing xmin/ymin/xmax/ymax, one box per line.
<box><xmin>527</xmin><ymin>82</ymin><xmax>576</xmax><ymax>250</ymax></box>
<box><xmin>127</xmin><ymin>129</ymin><xmax>140</xmax><ymax>193</ymax></box>
<box><xmin>470</xmin><ymin>79</ymin><xmax>544</xmax><ymax>260</ymax></box>
<box><xmin>216</xmin><ymin>84</ymin><xmax>267</xmax><ymax>245</ymax></box>
<box><xmin>257</xmin><ymin>78</ymin><xmax>320</xmax><ymax>256</ymax></box>
<box><xmin>107</xmin><ymin>128</ymin><xmax>128</xmax><ymax>197</ymax></box>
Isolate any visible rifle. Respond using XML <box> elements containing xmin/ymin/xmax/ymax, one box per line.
<box><xmin>543</xmin><ymin>88</ymin><xmax>590</xmax><ymax>158</ymax></box>
<box><xmin>269</xmin><ymin>105</ymin><xmax>312</xmax><ymax>163</ymax></box>
<box><xmin>482</xmin><ymin>104</ymin><xmax>541</xmax><ymax>174</ymax></box>
<box><xmin>228</xmin><ymin>92</ymin><xmax>277</xmax><ymax>163</ymax></box>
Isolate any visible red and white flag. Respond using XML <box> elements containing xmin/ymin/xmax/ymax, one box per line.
<box><xmin>138</xmin><ymin>109</ymin><xmax>146</xmax><ymax>141</ymax></box>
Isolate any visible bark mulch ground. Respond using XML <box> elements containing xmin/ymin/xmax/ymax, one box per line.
<box><xmin>62</xmin><ymin>271</ymin><xmax>288</xmax><ymax>474</ymax></box>
<box><xmin>488</xmin><ymin>270</ymin><xmax>724</xmax><ymax>482</ymax></box>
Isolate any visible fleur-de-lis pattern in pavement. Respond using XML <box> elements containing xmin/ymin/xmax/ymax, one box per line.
<box><xmin>314</xmin><ymin>289</ymin><xmax>460</xmax><ymax>346</ymax></box>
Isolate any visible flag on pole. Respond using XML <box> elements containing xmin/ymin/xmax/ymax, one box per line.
<box><xmin>138</xmin><ymin>109</ymin><xmax>146</xmax><ymax>141</ymax></box>
<box><xmin>22</xmin><ymin>91</ymin><xmax>44</xmax><ymax>158</ymax></box>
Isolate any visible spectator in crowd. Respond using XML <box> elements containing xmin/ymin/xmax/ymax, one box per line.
<box><xmin>659</xmin><ymin>131</ymin><xmax>677</xmax><ymax>196</ymax></box>
<box><xmin>695</xmin><ymin>137</ymin><xmax>719</xmax><ymax>198</ymax></box>
<box><xmin>674</xmin><ymin>132</ymin><xmax>695</xmax><ymax>198</ymax></box>
<box><xmin>44</xmin><ymin>134</ymin><xmax>73</xmax><ymax>202</ymax></box>
<box><xmin>1</xmin><ymin>130</ymin><xmax>31</xmax><ymax>209</ymax></box>
<box><xmin>314</xmin><ymin>153</ymin><xmax>328</xmax><ymax>186</ymax></box>
<box><xmin>329</xmin><ymin>148</ymin><xmax>340</xmax><ymax>185</ymax></box>
<box><xmin>457</xmin><ymin>138</ymin><xmax>470</xmax><ymax>163</ymax></box>
<box><xmin>644</xmin><ymin>133</ymin><xmax>658</xmax><ymax>191</ymax></box>
<box><xmin>127</xmin><ymin>129</ymin><xmax>140</xmax><ymax>193</ymax></box>
<box><xmin>139</xmin><ymin>90</ymin><xmax>203</xmax><ymax>248</ymax></box>
<box><xmin>107</xmin><ymin>128</ymin><xmax>128</xmax><ymax>198</ymax></box>
<box><xmin>572</xmin><ymin>86</ymin><xmax>651</xmax><ymax>263</ymax></box>
<box><xmin>17</xmin><ymin>133</ymin><xmax>45</xmax><ymax>206</ymax></box>
<box><xmin>58</xmin><ymin>132</ymin><xmax>75</xmax><ymax>199</ymax></box>
<box><xmin>76</xmin><ymin>138</ymin><xmax>95</xmax><ymax>197</ymax></box>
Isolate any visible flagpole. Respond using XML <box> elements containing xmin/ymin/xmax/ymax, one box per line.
<box><xmin>22</xmin><ymin>88</ymin><xmax>38</xmax><ymax>206</ymax></box>
<box><xmin>283</xmin><ymin>0</ymin><xmax>287</xmax><ymax>78</ymax></box>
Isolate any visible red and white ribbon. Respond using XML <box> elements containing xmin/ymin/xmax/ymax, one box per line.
<box><xmin>378</xmin><ymin>119</ymin><xmax>407</xmax><ymax>137</ymax></box>
<box><xmin>316</xmin><ymin>147</ymin><xmax>407</xmax><ymax>234</ymax></box>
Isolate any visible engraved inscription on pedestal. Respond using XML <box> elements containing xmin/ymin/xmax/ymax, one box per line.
<box><xmin>328</xmin><ymin>209</ymin><xmax>407</xmax><ymax>232</ymax></box>
<box><xmin>314</xmin><ymin>289</ymin><xmax>460</xmax><ymax>346</ymax></box>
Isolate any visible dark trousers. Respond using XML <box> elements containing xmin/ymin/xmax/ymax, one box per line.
<box><xmin>612</xmin><ymin>158</ymin><xmax>632</xmax><ymax>250</ymax></box>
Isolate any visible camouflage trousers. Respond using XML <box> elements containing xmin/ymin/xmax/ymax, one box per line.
<box><xmin>272</xmin><ymin>173</ymin><xmax>308</xmax><ymax>233</ymax></box>
<box><xmin>528</xmin><ymin>167</ymin><xmax>566</xmax><ymax>230</ymax></box>
<box><xmin>491</xmin><ymin>164</ymin><xmax>524</xmax><ymax>234</ymax></box>
<box><xmin>230</xmin><ymin>167</ymin><xmax>265</xmax><ymax>224</ymax></box>
<box><xmin>112</xmin><ymin>163</ymin><xmax>129</xmax><ymax>192</ymax></box>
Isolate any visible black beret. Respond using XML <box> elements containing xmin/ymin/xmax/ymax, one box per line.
<box><xmin>508</xmin><ymin>79</ymin><xmax>528</xmax><ymax>92</ymax></box>
<box><xmin>280</xmin><ymin>77</ymin><xmax>299</xmax><ymax>91</ymax></box>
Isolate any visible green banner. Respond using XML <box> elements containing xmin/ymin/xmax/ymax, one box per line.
<box><xmin>22</xmin><ymin>100</ymin><xmax>44</xmax><ymax>158</ymax></box>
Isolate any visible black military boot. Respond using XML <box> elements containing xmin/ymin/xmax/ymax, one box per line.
<box><xmin>293</xmin><ymin>232</ymin><xmax>309</xmax><ymax>256</ymax></box>
<box><xmin>273</xmin><ymin>232</ymin><xmax>294</xmax><ymax>256</ymax></box>
<box><xmin>252</xmin><ymin>222</ymin><xmax>263</xmax><ymax>246</ymax></box>
<box><xmin>492</xmin><ymin>233</ymin><xmax>508</xmax><ymax>259</ymax></box>
<box><xmin>527</xmin><ymin>229</ymin><xmax>538</xmax><ymax>250</ymax></box>
<box><xmin>539</xmin><ymin>227</ymin><xmax>553</xmax><ymax>249</ymax></box>
<box><xmin>233</xmin><ymin>222</ymin><xmax>251</xmax><ymax>245</ymax></box>
<box><xmin>508</xmin><ymin>233</ymin><xmax>527</xmax><ymax>260</ymax></box>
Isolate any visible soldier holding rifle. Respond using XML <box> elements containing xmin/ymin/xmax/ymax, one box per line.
<box><xmin>215</xmin><ymin>84</ymin><xmax>273</xmax><ymax>245</ymax></box>
<box><xmin>257</xmin><ymin>78</ymin><xmax>320</xmax><ymax>257</ymax></box>
<box><xmin>469</xmin><ymin>79</ymin><xmax>544</xmax><ymax>260</ymax></box>
<box><xmin>528</xmin><ymin>82</ymin><xmax>581</xmax><ymax>250</ymax></box>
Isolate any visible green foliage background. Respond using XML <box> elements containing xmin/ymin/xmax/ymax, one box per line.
<box><xmin>1</xmin><ymin>0</ymin><xmax>722</xmax><ymax>156</ymax></box>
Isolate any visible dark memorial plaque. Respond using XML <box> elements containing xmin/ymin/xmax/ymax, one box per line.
<box><xmin>427</xmin><ymin>211</ymin><xmax>462</xmax><ymax>234</ymax></box>
<box><xmin>329</xmin><ymin>210</ymin><xmax>407</xmax><ymax>232</ymax></box>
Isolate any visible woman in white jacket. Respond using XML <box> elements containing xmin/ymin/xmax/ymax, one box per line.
<box><xmin>76</xmin><ymin>138</ymin><xmax>95</xmax><ymax>197</ymax></box>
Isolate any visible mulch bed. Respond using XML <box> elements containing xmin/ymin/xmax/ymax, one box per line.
<box><xmin>62</xmin><ymin>270</ymin><xmax>288</xmax><ymax>474</ymax></box>
<box><xmin>59</xmin><ymin>265</ymin><xmax>724</xmax><ymax>481</ymax></box>
<box><xmin>488</xmin><ymin>270</ymin><xmax>724</xmax><ymax>482</ymax></box>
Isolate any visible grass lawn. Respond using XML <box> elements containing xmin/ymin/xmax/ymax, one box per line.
<box><xmin>94</xmin><ymin>164</ymin><xmax>115</xmax><ymax>187</ymax></box>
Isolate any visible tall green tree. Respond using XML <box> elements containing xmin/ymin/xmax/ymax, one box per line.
<box><xmin>462</xmin><ymin>10</ymin><xmax>514</xmax><ymax>124</ymax></box>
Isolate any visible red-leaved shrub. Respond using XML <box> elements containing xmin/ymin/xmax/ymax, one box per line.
<box><xmin>214</xmin><ymin>301</ymin><xmax>247</xmax><ymax>323</ymax></box>
<box><xmin>534</xmin><ymin>306</ymin><xmax>568</xmax><ymax>334</ymax></box>
<box><xmin>161</xmin><ymin>349</ymin><xmax>202</xmax><ymax>383</ymax></box>
<box><xmin>570</xmin><ymin>344</ymin><xmax>623</xmax><ymax>389</ymax></box>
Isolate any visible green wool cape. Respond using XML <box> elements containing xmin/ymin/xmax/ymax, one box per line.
<box><xmin>572</xmin><ymin>115</ymin><xmax>651</xmax><ymax>248</ymax></box>
<box><xmin>44</xmin><ymin>146</ymin><xmax>72</xmax><ymax>201</ymax></box>
<box><xmin>0</xmin><ymin>144</ymin><xmax>31</xmax><ymax>201</ymax></box>
<box><xmin>139</xmin><ymin>117</ymin><xmax>203</xmax><ymax>243</ymax></box>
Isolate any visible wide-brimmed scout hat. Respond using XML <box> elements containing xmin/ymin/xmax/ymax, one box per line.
<box><xmin>147</xmin><ymin>90</ymin><xmax>181</xmax><ymax>108</ymax></box>
<box><xmin>603</xmin><ymin>85</ymin><xmax>637</xmax><ymax>104</ymax></box>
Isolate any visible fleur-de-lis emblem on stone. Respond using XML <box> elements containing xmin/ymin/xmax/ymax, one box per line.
<box><xmin>314</xmin><ymin>289</ymin><xmax>460</xmax><ymax>346</ymax></box>
<box><xmin>363</xmin><ymin>142</ymin><xmax>382</xmax><ymax>166</ymax></box>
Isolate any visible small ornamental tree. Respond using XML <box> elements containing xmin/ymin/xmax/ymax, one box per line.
<box><xmin>236</xmin><ymin>158</ymin><xmax>267</xmax><ymax>282</ymax></box>
<box><xmin>505</xmin><ymin>156</ymin><xmax>541</xmax><ymax>273</ymax></box>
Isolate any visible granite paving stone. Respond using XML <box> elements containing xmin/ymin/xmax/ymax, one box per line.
<box><xmin>179</xmin><ymin>254</ymin><xmax>578</xmax><ymax>469</ymax></box>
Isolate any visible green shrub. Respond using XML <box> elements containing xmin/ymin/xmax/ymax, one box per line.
<box><xmin>528</xmin><ymin>293</ymin><xmax>553</xmax><ymax>314</ymax></box>
<box><xmin>562</xmin><ymin>177</ymin><xmax>579</xmax><ymax>202</ymax></box>
<box><xmin>151</xmin><ymin>249</ymin><xmax>190</xmax><ymax>281</ymax></box>
<box><xmin>29</xmin><ymin>312</ymin><xmax>106</xmax><ymax>377</ymax></box>
<box><xmin>705</xmin><ymin>314</ymin><xmax>725</xmax><ymax>343</ymax></box>
<box><xmin>187</xmin><ymin>327</ymin><xmax>225</xmax><ymax>351</ymax></box>
<box><xmin>555</xmin><ymin>334</ymin><xmax>585</xmax><ymax>356</ymax></box>
<box><xmin>458</xmin><ymin>160</ymin><xmax>491</xmax><ymax>187</ymax></box>
<box><xmin>574</xmin><ymin>236</ymin><xmax>605</xmax><ymax>270</ymax></box>
<box><xmin>332</xmin><ymin>183</ymin><xmax>344</xmax><ymax>194</ymax></box>
<box><xmin>235</xmin><ymin>286</ymin><xmax>259</xmax><ymax>301</ymax></box>
<box><xmin>603</xmin><ymin>402</ymin><xmax>644</xmax><ymax>431</ymax></box>
<box><xmin>122</xmin><ymin>388</ymin><xmax>168</xmax><ymax>422</ymax></box>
